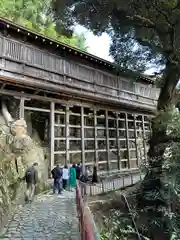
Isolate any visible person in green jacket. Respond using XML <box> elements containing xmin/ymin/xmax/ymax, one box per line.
<box><xmin>69</xmin><ymin>163</ymin><xmax>77</xmax><ymax>190</ymax></box>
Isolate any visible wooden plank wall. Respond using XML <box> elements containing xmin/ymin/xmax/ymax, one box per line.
<box><xmin>0</xmin><ymin>36</ymin><xmax>159</xmax><ymax>110</ymax></box>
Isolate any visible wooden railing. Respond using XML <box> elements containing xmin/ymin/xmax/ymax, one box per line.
<box><xmin>87</xmin><ymin>171</ymin><xmax>143</xmax><ymax>196</ymax></box>
<box><xmin>0</xmin><ymin>36</ymin><xmax>160</xmax><ymax>108</ymax></box>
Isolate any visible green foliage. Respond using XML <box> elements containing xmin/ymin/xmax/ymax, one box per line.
<box><xmin>109</xmin><ymin>32</ymin><xmax>163</xmax><ymax>73</ymax></box>
<box><xmin>148</xmin><ymin>108</ymin><xmax>180</xmax><ymax>238</ymax></box>
<box><xmin>100</xmin><ymin>108</ymin><xmax>180</xmax><ymax>239</ymax></box>
<box><xmin>0</xmin><ymin>0</ymin><xmax>88</xmax><ymax>50</ymax></box>
<box><xmin>100</xmin><ymin>210</ymin><xmax>134</xmax><ymax>240</ymax></box>
<box><xmin>153</xmin><ymin>108</ymin><xmax>174</xmax><ymax>132</ymax></box>
<box><xmin>51</xmin><ymin>1</ymin><xmax>180</xmax><ymax>238</ymax></box>
<box><xmin>100</xmin><ymin>209</ymin><xmax>150</xmax><ymax>240</ymax></box>
<box><xmin>160</xmin><ymin>109</ymin><xmax>180</xmax><ymax>238</ymax></box>
<box><xmin>53</xmin><ymin>0</ymin><xmax>180</xmax><ymax>73</ymax></box>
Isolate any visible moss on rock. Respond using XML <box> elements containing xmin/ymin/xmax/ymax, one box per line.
<box><xmin>0</xmin><ymin>116</ymin><xmax>49</xmax><ymax>232</ymax></box>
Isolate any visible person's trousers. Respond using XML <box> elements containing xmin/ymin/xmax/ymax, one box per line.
<box><xmin>25</xmin><ymin>183</ymin><xmax>36</xmax><ymax>201</ymax></box>
<box><xmin>80</xmin><ymin>182</ymin><xmax>87</xmax><ymax>200</ymax></box>
<box><xmin>53</xmin><ymin>179</ymin><xmax>62</xmax><ymax>194</ymax></box>
<box><xmin>63</xmin><ymin>179</ymin><xmax>68</xmax><ymax>189</ymax></box>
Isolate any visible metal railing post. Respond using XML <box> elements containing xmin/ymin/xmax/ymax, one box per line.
<box><xmin>131</xmin><ymin>173</ymin><xmax>133</xmax><ymax>185</ymax></box>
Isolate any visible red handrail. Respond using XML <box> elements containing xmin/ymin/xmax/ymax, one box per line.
<box><xmin>76</xmin><ymin>182</ymin><xmax>97</xmax><ymax>240</ymax></box>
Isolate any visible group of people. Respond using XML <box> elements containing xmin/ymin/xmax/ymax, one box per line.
<box><xmin>51</xmin><ymin>162</ymin><xmax>88</xmax><ymax>195</ymax></box>
<box><xmin>23</xmin><ymin>161</ymin><xmax>98</xmax><ymax>203</ymax></box>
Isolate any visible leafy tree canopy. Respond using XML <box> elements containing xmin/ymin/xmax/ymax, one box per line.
<box><xmin>52</xmin><ymin>1</ymin><xmax>180</xmax><ymax>76</ymax></box>
<box><xmin>52</xmin><ymin>1</ymin><xmax>180</xmax><ymax>238</ymax></box>
<box><xmin>0</xmin><ymin>0</ymin><xmax>88</xmax><ymax>51</ymax></box>
<box><xmin>52</xmin><ymin>0</ymin><xmax>180</xmax><ymax>74</ymax></box>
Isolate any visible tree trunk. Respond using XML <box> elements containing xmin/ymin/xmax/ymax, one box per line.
<box><xmin>137</xmin><ymin>61</ymin><xmax>180</xmax><ymax>239</ymax></box>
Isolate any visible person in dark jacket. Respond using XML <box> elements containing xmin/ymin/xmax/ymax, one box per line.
<box><xmin>51</xmin><ymin>164</ymin><xmax>63</xmax><ymax>194</ymax></box>
<box><xmin>24</xmin><ymin>162</ymin><xmax>38</xmax><ymax>203</ymax></box>
<box><xmin>79</xmin><ymin>170</ymin><xmax>89</xmax><ymax>200</ymax></box>
<box><xmin>92</xmin><ymin>163</ymin><xmax>98</xmax><ymax>184</ymax></box>
<box><xmin>76</xmin><ymin>163</ymin><xmax>81</xmax><ymax>180</ymax></box>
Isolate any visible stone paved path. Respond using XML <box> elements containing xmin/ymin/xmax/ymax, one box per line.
<box><xmin>1</xmin><ymin>191</ymin><xmax>80</xmax><ymax>240</ymax></box>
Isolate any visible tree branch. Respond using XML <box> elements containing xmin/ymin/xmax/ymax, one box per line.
<box><xmin>151</xmin><ymin>1</ymin><xmax>172</xmax><ymax>27</ymax></box>
<box><xmin>172</xmin><ymin>0</ymin><xmax>180</xmax><ymax>11</ymax></box>
<box><xmin>150</xmin><ymin>2</ymin><xmax>176</xmax><ymax>56</ymax></box>
<box><xmin>126</xmin><ymin>14</ymin><xmax>155</xmax><ymax>28</ymax></box>
<box><xmin>136</xmin><ymin>37</ymin><xmax>163</xmax><ymax>53</ymax></box>
<box><xmin>112</xmin><ymin>8</ymin><xmax>156</xmax><ymax>29</ymax></box>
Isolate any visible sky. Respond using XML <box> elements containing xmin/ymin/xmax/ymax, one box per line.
<box><xmin>74</xmin><ymin>25</ymin><xmax>113</xmax><ymax>62</ymax></box>
<box><xmin>74</xmin><ymin>25</ymin><xmax>155</xmax><ymax>75</ymax></box>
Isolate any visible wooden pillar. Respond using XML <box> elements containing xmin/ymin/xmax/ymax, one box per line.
<box><xmin>15</xmin><ymin>95</ymin><xmax>30</xmax><ymax>119</ymax></box>
<box><xmin>50</xmin><ymin>102</ymin><xmax>55</xmax><ymax>170</ymax></box>
<box><xmin>94</xmin><ymin>109</ymin><xmax>98</xmax><ymax>164</ymax></box>
<box><xmin>116</xmin><ymin>113</ymin><xmax>121</xmax><ymax>170</ymax></box>
<box><xmin>142</xmin><ymin>115</ymin><xmax>147</xmax><ymax>163</ymax></box>
<box><xmin>133</xmin><ymin>114</ymin><xmax>139</xmax><ymax>167</ymax></box>
<box><xmin>44</xmin><ymin>119</ymin><xmax>48</xmax><ymax>141</ymax></box>
<box><xmin>57</xmin><ymin>115</ymin><xmax>60</xmax><ymax>148</ymax></box>
<box><xmin>19</xmin><ymin>97</ymin><xmax>25</xmax><ymax>119</ymax></box>
<box><xmin>125</xmin><ymin>113</ymin><xmax>130</xmax><ymax>169</ymax></box>
<box><xmin>105</xmin><ymin>110</ymin><xmax>110</xmax><ymax>171</ymax></box>
<box><xmin>66</xmin><ymin>105</ymin><xmax>70</xmax><ymax>165</ymax></box>
<box><xmin>81</xmin><ymin>106</ymin><xmax>85</xmax><ymax>173</ymax></box>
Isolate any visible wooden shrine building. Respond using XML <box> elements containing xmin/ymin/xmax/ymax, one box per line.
<box><xmin>0</xmin><ymin>18</ymin><xmax>160</xmax><ymax>174</ymax></box>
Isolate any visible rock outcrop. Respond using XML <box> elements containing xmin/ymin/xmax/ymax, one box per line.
<box><xmin>0</xmin><ymin>102</ymin><xmax>49</xmax><ymax>232</ymax></box>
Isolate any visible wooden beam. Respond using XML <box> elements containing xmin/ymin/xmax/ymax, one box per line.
<box><xmin>125</xmin><ymin>113</ymin><xmax>130</xmax><ymax>169</ymax></box>
<box><xmin>34</xmin><ymin>89</ymin><xmax>40</xmax><ymax>95</ymax></box>
<box><xmin>116</xmin><ymin>113</ymin><xmax>121</xmax><ymax>170</ymax></box>
<box><xmin>24</xmin><ymin>106</ymin><xmax>50</xmax><ymax>112</ymax></box>
<box><xmin>0</xmin><ymin>71</ymin><xmax>156</xmax><ymax>112</ymax></box>
<box><xmin>65</xmin><ymin>105</ymin><xmax>70</xmax><ymax>165</ymax></box>
<box><xmin>105</xmin><ymin>110</ymin><xmax>110</xmax><ymax>171</ymax></box>
<box><xmin>94</xmin><ymin>109</ymin><xmax>98</xmax><ymax>167</ymax></box>
<box><xmin>134</xmin><ymin>114</ymin><xmax>139</xmax><ymax>168</ymax></box>
<box><xmin>57</xmin><ymin>114</ymin><xmax>60</xmax><ymax>149</ymax></box>
<box><xmin>50</xmin><ymin>102</ymin><xmax>55</xmax><ymax>170</ymax></box>
<box><xmin>44</xmin><ymin>118</ymin><xmax>48</xmax><ymax>141</ymax></box>
<box><xmin>0</xmin><ymin>88</ymin><xmax>97</xmax><ymax>110</ymax></box>
<box><xmin>14</xmin><ymin>95</ymin><xmax>30</xmax><ymax>101</ymax></box>
<box><xmin>142</xmin><ymin>115</ymin><xmax>147</xmax><ymax>163</ymax></box>
<box><xmin>0</xmin><ymin>88</ymin><xmax>155</xmax><ymax>116</ymax></box>
<box><xmin>81</xmin><ymin>106</ymin><xmax>85</xmax><ymax>173</ymax></box>
<box><xmin>19</xmin><ymin>96</ymin><xmax>25</xmax><ymax>119</ymax></box>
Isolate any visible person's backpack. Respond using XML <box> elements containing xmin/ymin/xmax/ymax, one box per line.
<box><xmin>25</xmin><ymin>169</ymin><xmax>33</xmax><ymax>183</ymax></box>
<box><xmin>80</xmin><ymin>174</ymin><xmax>88</xmax><ymax>183</ymax></box>
<box><xmin>76</xmin><ymin>166</ymin><xmax>81</xmax><ymax>177</ymax></box>
<box><xmin>58</xmin><ymin>168</ymin><xmax>63</xmax><ymax>178</ymax></box>
<box><xmin>52</xmin><ymin>167</ymin><xmax>62</xmax><ymax>179</ymax></box>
